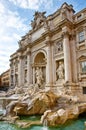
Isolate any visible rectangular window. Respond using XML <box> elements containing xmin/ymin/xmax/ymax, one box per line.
<box><xmin>25</xmin><ymin>56</ymin><xmax>27</xmax><ymax>65</ymax></box>
<box><xmin>81</xmin><ymin>61</ymin><xmax>86</xmax><ymax>73</ymax></box>
<box><xmin>15</xmin><ymin>74</ymin><xmax>18</xmax><ymax>83</ymax></box>
<box><xmin>83</xmin><ymin>87</ymin><xmax>86</xmax><ymax>94</ymax></box>
<box><xmin>78</xmin><ymin>31</ymin><xmax>85</xmax><ymax>43</ymax></box>
<box><xmin>24</xmin><ymin>70</ymin><xmax>27</xmax><ymax>82</ymax></box>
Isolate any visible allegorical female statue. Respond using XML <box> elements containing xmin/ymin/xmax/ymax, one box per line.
<box><xmin>56</xmin><ymin>61</ymin><xmax>64</xmax><ymax>80</ymax></box>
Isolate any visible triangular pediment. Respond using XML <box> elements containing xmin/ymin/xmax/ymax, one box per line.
<box><xmin>78</xmin><ymin>54</ymin><xmax>86</xmax><ymax>60</ymax></box>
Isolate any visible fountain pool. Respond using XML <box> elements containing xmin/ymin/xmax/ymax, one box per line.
<box><xmin>0</xmin><ymin>116</ymin><xmax>86</xmax><ymax>130</ymax></box>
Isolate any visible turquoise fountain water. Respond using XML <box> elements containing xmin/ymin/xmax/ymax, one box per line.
<box><xmin>0</xmin><ymin>116</ymin><xmax>86</xmax><ymax>130</ymax></box>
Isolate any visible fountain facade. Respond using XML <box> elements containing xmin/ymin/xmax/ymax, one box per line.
<box><xmin>9</xmin><ymin>3</ymin><xmax>86</xmax><ymax>101</ymax></box>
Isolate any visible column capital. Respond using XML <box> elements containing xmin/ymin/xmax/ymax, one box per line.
<box><xmin>45</xmin><ymin>40</ymin><xmax>51</xmax><ymax>46</ymax></box>
<box><xmin>19</xmin><ymin>55</ymin><xmax>24</xmax><ymax>59</ymax></box>
<box><xmin>62</xmin><ymin>26</ymin><xmax>71</xmax><ymax>38</ymax></box>
<box><xmin>26</xmin><ymin>48</ymin><xmax>31</xmax><ymax>55</ymax></box>
<box><xmin>18</xmin><ymin>53</ymin><xmax>24</xmax><ymax>59</ymax></box>
<box><xmin>45</xmin><ymin>37</ymin><xmax>52</xmax><ymax>46</ymax></box>
<box><xmin>62</xmin><ymin>30</ymin><xmax>71</xmax><ymax>38</ymax></box>
<box><xmin>70</xmin><ymin>33</ymin><xmax>76</xmax><ymax>41</ymax></box>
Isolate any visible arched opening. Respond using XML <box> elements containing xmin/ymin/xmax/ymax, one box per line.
<box><xmin>34</xmin><ymin>52</ymin><xmax>46</xmax><ymax>65</ymax></box>
<box><xmin>33</xmin><ymin>52</ymin><xmax>46</xmax><ymax>85</ymax></box>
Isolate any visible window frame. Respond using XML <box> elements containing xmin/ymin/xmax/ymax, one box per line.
<box><xmin>81</xmin><ymin>60</ymin><xmax>86</xmax><ymax>73</ymax></box>
<box><xmin>78</xmin><ymin>30</ymin><xmax>85</xmax><ymax>43</ymax></box>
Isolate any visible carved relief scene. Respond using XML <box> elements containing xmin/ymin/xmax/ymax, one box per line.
<box><xmin>54</xmin><ymin>40</ymin><xmax>63</xmax><ymax>55</ymax></box>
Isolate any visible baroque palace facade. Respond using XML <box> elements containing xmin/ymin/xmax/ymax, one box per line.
<box><xmin>0</xmin><ymin>69</ymin><xmax>10</xmax><ymax>88</ymax></box>
<box><xmin>10</xmin><ymin>3</ymin><xmax>86</xmax><ymax>98</ymax></box>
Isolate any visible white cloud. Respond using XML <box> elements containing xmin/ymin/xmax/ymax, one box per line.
<box><xmin>0</xmin><ymin>2</ymin><xmax>5</xmax><ymax>13</ymax></box>
<box><xmin>0</xmin><ymin>0</ymin><xmax>54</xmax><ymax>74</ymax></box>
<box><xmin>0</xmin><ymin>1</ymin><xmax>29</xmax><ymax>74</ymax></box>
<box><xmin>40</xmin><ymin>0</ymin><xmax>53</xmax><ymax>9</ymax></box>
<box><xmin>9</xmin><ymin>0</ymin><xmax>53</xmax><ymax>10</ymax></box>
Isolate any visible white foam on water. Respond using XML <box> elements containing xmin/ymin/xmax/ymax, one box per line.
<box><xmin>41</xmin><ymin>126</ymin><xmax>49</xmax><ymax>130</ymax></box>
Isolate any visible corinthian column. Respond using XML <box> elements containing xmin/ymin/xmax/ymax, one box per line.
<box><xmin>32</xmin><ymin>67</ymin><xmax>35</xmax><ymax>84</ymax></box>
<box><xmin>46</xmin><ymin>36</ymin><xmax>53</xmax><ymax>86</ymax></box>
<box><xmin>18</xmin><ymin>55</ymin><xmax>24</xmax><ymax>87</ymax></box>
<box><xmin>27</xmin><ymin>48</ymin><xmax>32</xmax><ymax>85</ymax></box>
<box><xmin>62</xmin><ymin>28</ymin><xmax>72</xmax><ymax>82</ymax></box>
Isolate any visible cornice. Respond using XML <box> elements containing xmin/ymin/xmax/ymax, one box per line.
<box><xmin>17</xmin><ymin>19</ymin><xmax>74</xmax><ymax>49</ymax></box>
<box><xmin>74</xmin><ymin>17</ymin><xmax>86</xmax><ymax>28</ymax></box>
<box><xmin>29</xmin><ymin>30</ymin><xmax>52</xmax><ymax>47</ymax></box>
<box><xmin>59</xmin><ymin>18</ymin><xmax>74</xmax><ymax>29</ymax></box>
<box><xmin>28</xmin><ymin>24</ymin><xmax>44</xmax><ymax>35</ymax></box>
<box><xmin>47</xmin><ymin>9</ymin><xmax>60</xmax><ymax>21</ymax></box>
<box><xmin>30</xmin><ymin>36</ymin><xmax>46</xmax><ymax>47</ymax></box>
<box><xmin>50</xmin><ymin>18</ymin><xmax>74</xmax><ymax>36</ymax></box>
<box><xmin>10</xmin><ymin>54</ymin><xmax>18</xmax><ymax>61</ymax></box>
<box><xmin>74</xmin><ymin>8</ymin><xmax>86</xmax><ymax>17</ymax></box>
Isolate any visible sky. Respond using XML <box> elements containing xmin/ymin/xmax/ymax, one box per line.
<box><xmin>0</xmin><ymin>0</ymin><xmax>86</xmax><ymax>74</ymax></box>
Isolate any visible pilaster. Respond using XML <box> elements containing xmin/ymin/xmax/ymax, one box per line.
<box><xmin>13</xmin><ymin>60</ymin><xmax>16</xmax><ymax>87</ymax></box>
<box><xmin>18</xmin><ymin>55</ymin><xmax>24</xmax><ymax>87</ymax></box>
<box><xmin>45</xmin><ymin>36</ymin><xmax>53</xmax><ymax>87</ymax></box>
<box><xmin>70</xmin><ymin>33</ymin><xmax>78</xmax><ymax>82</ymax></box>
<box><xmin>33</xmin><ymin>67</ymin><xmax>35</xmax><ymax>84</ymax></box>
<box><xmin>62</xmin><ymin>27</ymin><xmax>72</xmax><ymax>82</ymax></box>
<box><xmin>27</xmin><ymin>48</ymin><xmax>32</xmax><ymax>85</ymax></box>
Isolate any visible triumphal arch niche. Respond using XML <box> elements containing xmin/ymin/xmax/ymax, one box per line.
<box><xmin>32</xmin><ymin>51</ymin><xmax>46</xmax><ymax>87</ymax></box>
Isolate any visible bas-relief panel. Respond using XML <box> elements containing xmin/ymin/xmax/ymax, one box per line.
<box><xmin>53</xmin><ymin>40</ymin><xmax>63</xmax><ymax>58</ymax></box>
<box><xmin>54</xmin><ymin>41</ymin><xmax>63</xmax><ymax>55</ymax></box>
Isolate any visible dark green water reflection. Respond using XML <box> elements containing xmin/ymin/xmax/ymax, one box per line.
<box><xmin>0</xmin><ymin>116</ymin><xmax>86</xmax><ymax>130</ymax></box>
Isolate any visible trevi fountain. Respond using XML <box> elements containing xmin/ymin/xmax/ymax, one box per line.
<box><xmin>1</xmin><ymin>2</ymin><xmax>86</xmax><ymax>130</ymax></box>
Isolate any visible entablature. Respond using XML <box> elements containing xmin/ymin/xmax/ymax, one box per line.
<box><xmin>74</xmin><ymin>8</ymin><xmax>86</xmax><ymax>23</ymax></box>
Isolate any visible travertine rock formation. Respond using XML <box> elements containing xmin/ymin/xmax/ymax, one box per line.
<box><xmin>41</xmin><ymin>102</ymin><xmax>86</xmax><ymax>126</ymax></box>
<box><xmin>1</xmin><ymin>88</ymin><xmax>86</xmax><ymax>127</ymax></box>
<box><xmin>6</xmin><ymin>90</ymin><xmax>58</xmax><ymax>116</ymax></box>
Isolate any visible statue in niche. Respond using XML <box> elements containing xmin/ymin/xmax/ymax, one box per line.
<box><xmin>56</xmin><ymin>61</ymin><xmax>64</xmax><ymax>80</ymax></box>
<box><xmin>31</xmin><ymin>11</ymin><xmax>46</xmax><ymax>30</ymax></box>
<box><xmin>35</xmin><ymin>67</ymin><xmax>43</xmax><ymax>87</ymax></box>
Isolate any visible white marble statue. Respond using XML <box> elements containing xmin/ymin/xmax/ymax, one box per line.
<box><xmin>56</xmin><ymin>61</ymin><xmax>64</xmax><ymax>80</ymax></box>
